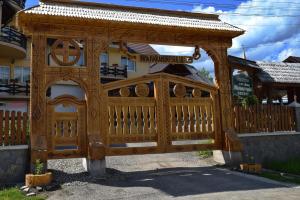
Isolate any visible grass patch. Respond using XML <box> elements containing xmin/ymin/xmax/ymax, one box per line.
<box><xmin>260</xmin><ymin>172</ymin><xmax>300</xmax><ymax>185</ymax></box>
<box><xmin>198</xmin><ymin>150</ymin><xmax>213</xmax><ymax>158</ymax></box>
<box><xmin>264</xmin><ymin>159</ymin><xmax>300</xmax><ymax>175</ymax></box>
<box><xmin>0</xmin><ymin>187</ymin><xmax>45</xmax><ymax>200</ymax></box>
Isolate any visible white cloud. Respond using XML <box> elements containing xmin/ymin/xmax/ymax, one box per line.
<box><xmin>192</xmin><ymin>0</ymin><xmax>300</xmax><ymax>62</ymax></box>
<box><xmin>150</xmin><ymin>0</ymin><xmax>300</xmax><ymax>78</ymax></box>
<box><xmin>151</xmin><ymin>45</ymin><xmax>194</xmax><ymax>56</ymax></box>
<box><xmin>278</xmin><ymin>48</ymin><xmax>300</xmax><ymax>61</ymax></box>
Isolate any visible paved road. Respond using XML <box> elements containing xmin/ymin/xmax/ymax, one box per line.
<box><xmin>47</xmin><ymin>153</ymin><xmax>300</xmax><ymax>200</ymax></box>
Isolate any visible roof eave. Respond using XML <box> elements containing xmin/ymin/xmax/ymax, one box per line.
<box><xmin>17</xmin><ymin>12</ymin><xmax>244</xmax><ymax>38</ymax></box>
<box><xmin>40</xmin><ymin>0</ymin><xmax>220</xmax><ymax>20</ymax></box>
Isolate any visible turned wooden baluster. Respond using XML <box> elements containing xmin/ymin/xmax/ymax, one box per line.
<box><xmin>188</xmin><ymin>105</ymin><xmax>195</xmax><ymax>133</ymax></box>
<box><xmin>176</xmin><ymin>105</ymin><xmax>183</xmax><ymax>133</ymax></box>
<box><xmin>183</xmin><ymin>105</ymin><xmax>189</xmax><ymax>134</ymax></box>
<box><xmin>109</xmin><ymin>106</ymin><xmax>116</xmax><ymax>135</ymax></box>
<box><xmin>201</xmin><ymin>105</ymin><xmax>207</xmax><ymax>133</ymax></box>
<box><xmin>122</xmin><ymin>106</ymin><xmax>129</xmax><ymax>135</ymax></box>
<box><xmin>149</xmin><ymin>106</ymin><xmax>155</xmax><ymax>134</ymax></box>
<box><xmin>207</xmin><ymin>105</ymin><xmax>212</xmax><ymax>133</ymax></box>
<box><xmin>170</xmin><ymin>106</ymin><xmax>177</xmax><ymax>133</ymax></box>
<box><xmin>195</xmin><ymin>105</ymin><xmax>201</xmax><ymax>132</ymax></box>
<box><xmin>115</xmin><ymin>105</ymin><xmax>122</xmax><ymax>135</ymax></box>
<box><xmin>143</xmin><ymin>106</ymin><xmax>149</xmax><ymax>135</ymax></box>
<box><xmin>129</xmin><ymin>106</ymin><xmax>137</xmax><ymax>134</ymax></box>
<box><xmin>136</xmin><ymin>106</ymin><xmax>143</xmax><ymax>134</ymax></box>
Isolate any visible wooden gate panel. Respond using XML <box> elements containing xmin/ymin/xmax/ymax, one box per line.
<box><xmin>169</xmin><ymin>98</ymin><xmax>215</xmax><ymax>140</ymax></box>
<box><xmin>107</xmin><ymin>97</ymin><xmax>157</xmax><ymax>144</ymax></box>
<box><xmin>102</xmin><ymin>73</ymin><xmax>220</xmax><ymax>156</ymax></box>
<box><xmin>47</xmin><ymin>95</ymin><xmax>87</xmax><ymax>159</ymax></box>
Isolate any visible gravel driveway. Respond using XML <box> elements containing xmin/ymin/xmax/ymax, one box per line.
<box><xmin>46</xmin><ymin>152</ymin><xmax>300</xmax><ymax>200</ymax></box>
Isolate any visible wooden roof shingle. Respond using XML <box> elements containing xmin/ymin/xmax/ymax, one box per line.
<box><xmin>22</xmin><ymin>0</ymin><xmax>243</xmax><ymax>34</ymax></box>
<box><xmin>257</xmin><ymin>62</ymin><xmax>300</xmax><ymax>84</ymax></box>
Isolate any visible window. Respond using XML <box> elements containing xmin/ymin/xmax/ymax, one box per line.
<box><xmin>121</xmin><ymin>56</ymin><xmax>136</xmax><ymax>71</ymax></box>
<box><xmin>14</xmin><ymin>67</ymin><xmax>30</xmax><ymax>83</ymax></box>
<box><xmin>100</xmin><ymin>53</ymin><xmax>109</xmax><ymax>67</ymax></box>
<box><xmin>128</xmin><ymin>59</ymin><xmax>136</xmax><ymax>71</ymax></box>
<box><xmin>121</xmin><ymin>56</ymin><xmax>127</xmax><ymax>68</ymax></box>
<box><xmin>0</xmin><ymin>66</ymin><xmax>10</xmax><ymax>84</ymax></box>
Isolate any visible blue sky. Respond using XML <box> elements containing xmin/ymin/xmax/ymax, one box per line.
<box><xmin>25</xmin><ymin>0</ymin><xmax>300</xmax><ymax>74</ymax></box>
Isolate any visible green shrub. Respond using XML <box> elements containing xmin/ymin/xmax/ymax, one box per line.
<box><xmin>242</xmin><ymin>95</ymin><xmax>259</xmax><ymax>107</ymax></box>
<box><xmin>34</xmin><ymin>159</ymin><xmax>44</xmax><ymax>175</ymax></box>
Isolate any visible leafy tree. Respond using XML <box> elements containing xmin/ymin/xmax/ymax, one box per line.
<box><xmin>198</xmin><ymin>67</ymin><xmax>213</xmax><ymax>82</ymax></box>
<box><xmin>241</xmin><ymin>95</ymin><xmax>259</xmax><ymax>107</ymax></box>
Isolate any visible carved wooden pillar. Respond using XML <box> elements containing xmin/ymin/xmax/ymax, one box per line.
<box><xmin>86</xmin><ymin>37</ymin><xmax>105</xmax><ymax>160</ymax></box>
<box><xmin>214</xmin><ymin>46</ymin><xmax>242</xmax><ymax>152</ymax></box>
<box><xmin>154</xmin><ymin>75</ymin><xmax>171</xmax><ymax>152</ymax></box>
<box><xmin>30</xmin><ymin>34</ymin><xmax>48</xmax><ymax>166</ymax></box>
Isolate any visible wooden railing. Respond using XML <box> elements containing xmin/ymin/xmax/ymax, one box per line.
<box><xmin>234</xmin><ymin>105</ymin><xmax>295</xmax><ymax>133</ymax></box>
<box><xmin>0</xmin><ymin>110</ymin><xmax>29</xmax><ymax>146</ymax></box>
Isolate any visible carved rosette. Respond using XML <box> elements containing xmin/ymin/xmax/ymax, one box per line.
<box><xmin>192</xmin><ymin>88</ymin><xmax>202</xmax><ymax>98</ymax></box>
<box><xmin>135</xmin><ymin>84</ymin><xmax>149</xmax><ymax>97</ymax></box>
<box><xmin>119</xmin><ymin>87</ymin><xmax>130</xmax><ymax>97</ymax></box>
<box><xmin>51</xmin><ymin>38</ymin><xmax>81</xmax><ymax>66</ymax></box>
<box><xmin>173</xmin><ymin>83</ymin><xmax>186</xmax><ymax>97</ymax></box>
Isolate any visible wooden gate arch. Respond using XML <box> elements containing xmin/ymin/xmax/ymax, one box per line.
<box><xmin>17</xmin><ymin>0</ymin><xmax>244</xmax><ymax>167</ymax></box>
<box><xmin>46</xmin><ymin>95</ymin><xmax>87</xmax><ymax>159</ymax></box>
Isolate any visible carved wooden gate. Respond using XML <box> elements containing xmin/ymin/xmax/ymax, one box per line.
<box><xmin>102</xmin><ymin>74</ymin><xmax>221</xmax><ymax>156</ymax></box>
<box><xmin>46</xmin><ymin>95</ymin><xmax>87</xmax><ymax>159</ymax></box>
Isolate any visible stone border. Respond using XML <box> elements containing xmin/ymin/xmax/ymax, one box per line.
<box><xmin>0</xmin><ymin>145</ymin><xmax>29</xmax><ymax>150</ymax></box>
<box><xmin>0</xmin><ymin>145</ymin><xmax>29</xmax><ymax>186</ymax></box>
<box><xmin>238</xmin><ymin>132</ymin><xmax>300</xmax><ymax>138</ymax></box>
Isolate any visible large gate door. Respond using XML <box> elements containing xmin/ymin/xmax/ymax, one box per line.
<box><xmin>46</xmin><ymin>95</ymin><xmax>87</xmax><ymax>159</ymax></box>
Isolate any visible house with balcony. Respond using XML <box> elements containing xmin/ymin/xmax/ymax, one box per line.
<box><xmin>0</xmin><ymin>0</ymin><xmax>29</xmax><ymax>111</ymax></box>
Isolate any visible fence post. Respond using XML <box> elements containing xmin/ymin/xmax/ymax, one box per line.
<box><xmin>289</xmin><ymin>101</ymin><xmax>300</xmax><ymax>132</ymax></box>
<box><xmin>154</xmin><ymin>75</ymin><xmax>171</xmax><ymax>152</ymax></box>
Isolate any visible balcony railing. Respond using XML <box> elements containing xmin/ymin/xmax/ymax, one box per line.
<box><xmin>100</xmin><ymin>64</ymin><xmax>127</xmax><ymax>79</ymax></box>
<box><xmin>0</xmin><ymin>26</ymin><xmax>27</xmax><ymax>50</ymax></box>
<box><xmin>9</xmin><ymin>0</ymin><xmax>26</xmax><ymax>9</ymax></box>
<box><xmin>0</xmin><ymin>80</ymin><xmax>30</xmax><ymax>96</ymax></box>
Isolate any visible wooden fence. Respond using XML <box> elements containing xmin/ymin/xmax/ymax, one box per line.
<box><xmin>0</xmin><ymin>110</ymin><xmax>29</xmax><ymax>146</ymax></box>
<box><xmin>234</xmin><ymin>105</ymin><xmax>295</xmax><ymax>133</ymax></box>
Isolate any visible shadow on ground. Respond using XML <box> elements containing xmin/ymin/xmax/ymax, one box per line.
<box><xmin>49</xmin><ymin>166</ymin><xmax>282</xmax><ymax>197</ymax></box>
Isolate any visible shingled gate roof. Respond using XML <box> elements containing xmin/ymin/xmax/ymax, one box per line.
<box><xmin>149</xmin><ymin>63</ymin><xmax>214</xmax><ymax>85</ymax></box>
<box><xmin>283</xmin><ymin>56</ymin><xmax>300</xmax><ymax>63</ymax></box>
<box><xmin>257</xmin><ymin>62</ymin><xmax>300</xmax><ymax>84</ymax></box>
<box><xmin>228</xmin><ymin>55</ymin><xmax>260</xmax><ymax>70</ymax></box>
<box><xmin>21</xmin><ymin>0</ymin><xmax>243</xmax><ymax>35</ymax></box>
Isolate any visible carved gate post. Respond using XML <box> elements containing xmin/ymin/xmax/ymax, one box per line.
<box><xmin>213</xmin><ymin>46</ymin><xmax>243</xmax><ymax>166</ymax></box>
<box><xmin>82</xmin><ymin>37</ymin><xmax>106</xmax><ymax>177</ymax></box>
<box><xmin>30</xmin><ymin>34</ymin><xmax>48</xmax><ymax>171</ymax></box>
<box><xmin>154</xmin><ymin>75</ymin><xmax>172</xmax><ymax>152</ymax></box>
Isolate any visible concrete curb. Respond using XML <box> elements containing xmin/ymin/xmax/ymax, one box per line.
<box><xmin>216</xmin><ymin>167</ymin><xmax>300</xmax><ymax>188</ymax></box>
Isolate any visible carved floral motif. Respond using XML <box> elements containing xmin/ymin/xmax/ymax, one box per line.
<box><xmin>135</xmin><ymin>84</ymin><xmax>149</xmax><ymax>97</ymax></box>
<box><xmin>51</xmin><ymin>38</ymin><xmax>81</xmax><ymax>66</ymax></box>
<box><xmin>173</xmin><ymin>83</ymin><xmax>186</xmax><ymax>97</ymax></box>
